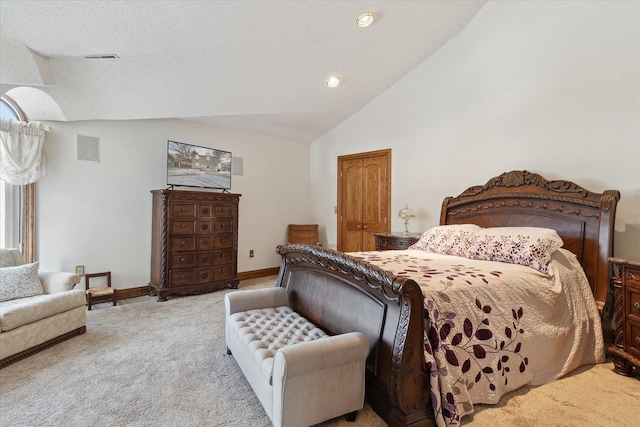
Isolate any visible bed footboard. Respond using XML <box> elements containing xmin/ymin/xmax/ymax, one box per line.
<box><xmin>276</xmin><ymin>244</ymin><xmax>435</xmax><ymax>427</ymax></box>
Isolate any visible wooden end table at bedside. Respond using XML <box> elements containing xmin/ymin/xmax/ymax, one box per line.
<box><xmin>374</xmin><ymin>232</ymin><xmax>421</xmax><ymax>251</ymax></box>
<box><xmin>609</xmin><ymin>258</ymin><xmax>640</xmax><ymax>377</ymax></box>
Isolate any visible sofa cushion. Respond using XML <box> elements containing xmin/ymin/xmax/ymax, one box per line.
<box><xmin>0</xmin><ymin>262</ymin><xmax>43</xmax><ymax>302</ymax></box>
<box><xmin>228</xmin><ymin>306</ymin><xmax>327</xmax><ymax>384</ymax></box>
<box><xmin>0</xmin><ymin>289</ymin><xmax>86</xmax><ymax>332</ymax></box>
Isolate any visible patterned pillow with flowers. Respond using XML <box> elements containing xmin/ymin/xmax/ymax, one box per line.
<box><xmin>464</xmin><ymin>227</ymin><xmax>564</xmax><ymax>273</ymax></box>
<box><xmin>408</xmin><ymin>224</ymin><xmax>482</xmax><ymax>257</ymax></box>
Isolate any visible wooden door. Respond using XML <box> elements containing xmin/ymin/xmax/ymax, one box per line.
<box><xmin>338</xmin><ymin>150</ymin><xmax>391</xmax><ymax>252</ymax></box>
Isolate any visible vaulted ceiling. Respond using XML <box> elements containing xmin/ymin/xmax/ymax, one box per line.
<box><xmin>0</xmin><ymin>1</ymin><xmax>486</xmax><ymax>142</ymax></box>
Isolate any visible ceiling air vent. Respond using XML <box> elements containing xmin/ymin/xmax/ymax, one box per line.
<box><xmin>84</xmin><ymin>54</ymin><xmax>120</xmax><ymax>59</ymax></box>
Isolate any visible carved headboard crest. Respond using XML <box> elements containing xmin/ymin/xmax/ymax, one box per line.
<box><xmin>457</xmin><ymin>170</ymin><xmax>590</xmax><ymax>199</ymax></box>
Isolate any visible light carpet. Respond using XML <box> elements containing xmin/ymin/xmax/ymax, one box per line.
<box><xmin>1</xmin><ymin>275</ymin><xmax>638</xmax><ymax>427</ymax></box>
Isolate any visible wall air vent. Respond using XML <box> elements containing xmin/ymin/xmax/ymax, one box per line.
<box><xmin>84</xmin><ymin>54</ymin><xmax>120</xmax><ymax>59</ymax></box>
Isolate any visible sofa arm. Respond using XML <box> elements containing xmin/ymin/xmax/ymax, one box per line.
<box><xmin>39</xmin><ymin>271</ymin><xmax>82</xmax><ymax>294</ymax></box>
<box><xmin>273</xmin><ymin>332</ymin><xmax>369</xmax><ymax>379</ymax></box>
<box><xmin>272</xmin><ymin>332</ymin><xmax>369</xmax><ymax>427</ymax></box>
<box><xmin>225</xmin><ymin>287</ymin><xmax>289</xmax><ymax>316</ymax></box>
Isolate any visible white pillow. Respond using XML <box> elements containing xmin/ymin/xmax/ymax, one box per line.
<box><xmin>464</xmin><ymin>227</ymin><xmax>564</xmax><ymax>273</ymax></box>
<box><xmin>0</xmin><ymin>262</ymin><xmax>43</xmax><ymax>302</ymax></box>
<box><xmin>408</xmin><ymin>224</ymin><xmax>482</xmax><ymax>257</ymax></box>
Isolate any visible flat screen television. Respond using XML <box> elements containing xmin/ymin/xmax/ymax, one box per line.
<box><xmin>166</xmin><ymin>140</ymin><xmax>232</xmax><ymax>190</ymax></box>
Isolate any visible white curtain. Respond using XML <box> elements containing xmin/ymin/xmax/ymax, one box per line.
<box><xmin>0</xmin><ymin>118</ymin><xmax>49</xmax><ymax>185</ymax></box>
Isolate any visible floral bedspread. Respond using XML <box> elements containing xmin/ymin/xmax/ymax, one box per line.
<box><xmin>349</xmin><ymin>249</ymin><xmax>604</xmax><ymax>427</ymax></box>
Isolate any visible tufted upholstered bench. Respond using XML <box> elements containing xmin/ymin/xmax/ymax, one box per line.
<box><xmin>225</xmin><ymin>286</ymin><xmax>369</xmax><ymax>427</ymax></box>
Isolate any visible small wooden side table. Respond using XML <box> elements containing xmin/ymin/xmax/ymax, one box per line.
<box><xmin>374</xmin><ymin>232</ymin><xmax>421</xmax><ymax>251</ymax></box>
<box><xmin>609</xmin><ymin>258</ymin><xmax>640</xmax><ymax>377</ymax></box>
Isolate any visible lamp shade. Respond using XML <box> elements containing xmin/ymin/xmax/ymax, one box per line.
<box><xmin>398</xmin><ymin>205</ymin><xmax>415</xmax><ymax>234</ymax></box>
<box><xmin>398</xmin><ymin>205</ymin><xmax>415</xmax><ymax>220</ymax></box>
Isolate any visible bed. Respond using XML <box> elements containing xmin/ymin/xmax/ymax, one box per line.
<box><xmin>275</xmin><ymin>170</ymin><xmax>620</xmax><ymax>427</ymax></box>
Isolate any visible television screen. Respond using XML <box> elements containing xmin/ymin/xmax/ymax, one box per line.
<box><xmin>166</xmin><ymin>140</ymin><xmax>232</xmax><ymax>190</ymax></box>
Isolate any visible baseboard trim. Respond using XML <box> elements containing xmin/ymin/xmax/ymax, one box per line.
<box><xmin>118</xmin><ymin>267</ymin><xmax>280</xmax><ymax>301</ymax></box>
<box><xmin>118</xmin><ymin>286</ymin><xmax>149</xmax><ymax>300</ymax></box>
<box><xmin>238</xmin><ymin>267</ymin><xmax>279</xmax><ymax>281</ymax></box>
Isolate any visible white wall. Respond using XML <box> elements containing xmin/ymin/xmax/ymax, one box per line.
<box><xmin>37</xmin><ymin>119</ymin><xmax>311</xmax><ymax>289</ymax></box>
<box><xmin>311</xmin><ymin>0</ymin><xmax>640</xmax><ymax>259</ymax></box>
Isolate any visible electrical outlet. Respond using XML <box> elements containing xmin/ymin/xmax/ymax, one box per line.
<box><xmin>75</xmin><ymin>265</ymin><xmax>85</xmax><ymax>276</ymax></box>
<box><xmin>249</xmin><ymin>250</ymin><xmax>254</xmax><ymax>258</ymax></box>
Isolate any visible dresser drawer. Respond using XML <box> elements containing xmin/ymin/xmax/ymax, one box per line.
<box><xmin>214</xmin><ymin>220</ymin><xmax>233</xmax><ymax>234</ymax></box>
<box><xmin>626</xmin><ymin>320</ymin><xmax>640</xmax><ymax>359</ymax></box>
<box><xmin>626</xmin><ymin>286</ymin><xmax>640</xmax><ymax>323</ymax></box>
<box><xmin>169</xmin><ymin>268</ymin><xmax>198</xmax><ymax>286</ymax></box>
<box><xmin>198</xmin><ymin>203</ymin><xmax>212</xmax><ymax>217</ymax></box>
<box><xmin>170</xmin><ymin>252</ymin><xmax>196</xmax><ymax>268</ymax></box>
<box><xmin>171</xmin><ymin>220</ymin><xmax>195</xmax><ymax>234</ymax></box>
<box><xmin>213</xmin><ymin>234</ymin><xmax>233</xmax><ymax>249</ymax></box>
<box><xmin>197</xmin><ymin>237</ymin><xmax>211</xmax><ymax>250</ymax></box>
<box><xmin>196</xmin><ymin>251</ymin><xmax>213</xmax><ymax>266</ymax></box>
<box><xmin>169</xmin><ymin>268</ymin><xmax>213</xmax><ymax>285</ymax></box>
<box><xmin>213</xmin><ymin>265</ymin><xmax>234</xmax><ymax>280</ymax></box>
<box><xmin>170</xmin><ymin>237</ymin><xmax>196</xmax><ymax>252</ymax></box>
<box><xmin>197</xmin><ymin>221</ymin><xmax>212</xmax><ymax>234</ymax></box>
<box><xmin>171</xmin><ymin>203</ymin><xmax>196</xmax><ymax>218</ymax></box>
<box><xmin>213</xmin><ymin>249</ymin><xmax>233</xmax><ymax>265</ymax></box>
<box><xmin>214</xmin><ymin>204</ymin><xmax>234</xmax><ymax>218</ymax></box>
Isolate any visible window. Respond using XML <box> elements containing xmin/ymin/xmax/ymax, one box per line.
<box><xmin>0</xmin><ymin>95</ymin><xmax>34</xmax><ymax>260</ymax></box>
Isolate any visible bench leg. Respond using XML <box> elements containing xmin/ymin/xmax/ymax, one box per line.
<box><xmin>226</xmin><ymin>347</ymin><xmax>232</xmax><ymax>356</ymax></box>
<box><xmin>345</xmin><ymin>411</ymin><xmax>358</xmax><ymax>422</ymax></box>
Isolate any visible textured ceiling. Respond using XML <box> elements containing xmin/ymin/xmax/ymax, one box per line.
<box><xmin>0</xmin><ymin>1</ymin><xmax>487</xmax><ymax>143</ymax></box>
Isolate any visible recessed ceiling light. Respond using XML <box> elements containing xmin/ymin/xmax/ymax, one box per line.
<box><xmin>356</xmin><ymin>11</ymin><xmax>374</xmax><ymax>27</ymax></box>
<box><xmin>326</xmin><ymin>75</ymin><xmax>341</xmax><ymax>88</ymax></box>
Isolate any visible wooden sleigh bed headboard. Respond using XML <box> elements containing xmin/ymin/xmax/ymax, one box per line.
<box><xmin>276</xmin><ymin>170</ymin><xmax>620</xmax><ymax>427</ymax></box>
<box><xmin>440</xmin><ymin>170</ymin><xmax>620</xmax><ymax>314</ymax></box>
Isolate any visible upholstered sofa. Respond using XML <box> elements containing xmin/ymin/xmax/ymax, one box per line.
<box><xmin>225</xmin><ymin>287</ymin><xmax>369</xmax><ymax>427</ymax></box>
<box><xmin>0</xmin><ymin>248</ymin><xmax>86</xmax><ymax>368</ymax></box>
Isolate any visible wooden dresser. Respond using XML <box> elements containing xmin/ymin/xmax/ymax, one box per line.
<box><xmin>609</xmin><ymin>258</ymin><xmax>640</xmax><ymax>377</ymax></box>
<box><xmin>374</xmin><ymin>232</ymin><xmax>421</xmax><ymax>251</ymax></box>
<box><xmin>149</xmin><ymin>189</ymin><xmax>240</xmax><ymax>301</ymax></box>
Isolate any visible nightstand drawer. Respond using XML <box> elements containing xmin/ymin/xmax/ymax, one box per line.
<box><xmin>626</xmin><ymin>321</ymin><xmax>640</xmax><ymax>359</ymax></box>
<box><xmin>374</xmin><ymin>233</ymin><xmax>420</xmax><ymax>251</ymax></box>
<box><xmin>627</xmin><ymin>267</ymin><xmax>640</xmax><ymax>289</ymax></box>
<box><xmin>627</xmin><ymin>286</ymin><xmax>640</xmax><ymax>322</ymax></box>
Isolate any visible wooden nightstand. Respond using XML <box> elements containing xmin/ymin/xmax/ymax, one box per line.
<box><xmin>374</xmin><ymin>232</ymin><xmax>421</xmax><ymax>251</ymax></box>
<box><xmin>609</xmin><ymin>258</ymin><xmax>640</xmax><ymax>377</ymax></box>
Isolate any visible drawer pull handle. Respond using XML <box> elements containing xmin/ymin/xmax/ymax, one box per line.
<box><xmin>201</xmin><ymin>272</ymin><xmax>209</xmax><ymax>279</ymax></box>
<box><xmin>635</xmin><ymin>302</ymin><xmax>640</xmax><ymax>310</ymax></box>
<box><xmin>202</xmin><ymin>208</ymin><xmax>209</xmax><ymax>215</ymax></box>
<box><xmin>201</xmin><ymin>240</ymin><xmax>209</xmax><ymax>247</ymax></box>
<box><xmin>201</xmin><ymin>224</ymin><xmax>209</xmax><ymax>230</ymax></box>
<box><xmin>180</xmin><ymin>240</ymin><xmax>187</xmax><ymax>246</ymax></box>
<box><xmin>363</xmin><ymin>225</ymin><xmax>367</xmax><ymax>229</ymax></box>
<box><xmin>220</xmin><ymin>238</ymin><xmax>225</xmax><ymax>243</ymax></box>
<box><xmin>220</xmin><ymin>254</ymin><xmax>225</xmax><ymax>258</ymax></box>
<box><xmin>629</xmin><ymin>272</ymin><xmax>637</xmax><ymax>280</ymax></box>
<box><xmin>181</xmin><ymin>224</ymin><xmax>187</xmax><ymax>228</ymax></box>
<box><xmin>201</xmin><ymin>256</ymin><xmax>208</xmax><ymax>262</ymax></box>
<box><xmin>180</xmin><ymin>274</ymin><xmax>186</xmax><ymax>279</ymax></box>
<box><xmin>181</xmin><ymin>207</ymin><xmax>187</xmax><ymax>212</ymax></box>
<box><xmin>636</xmin><ymin>336</ymin><xmax>640</xmax><ymax>344</ymax></box>
<box><xmin>180</xmin><ymin>257</ymin><xmax>186</xmax><ymax>262</ymax></box>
